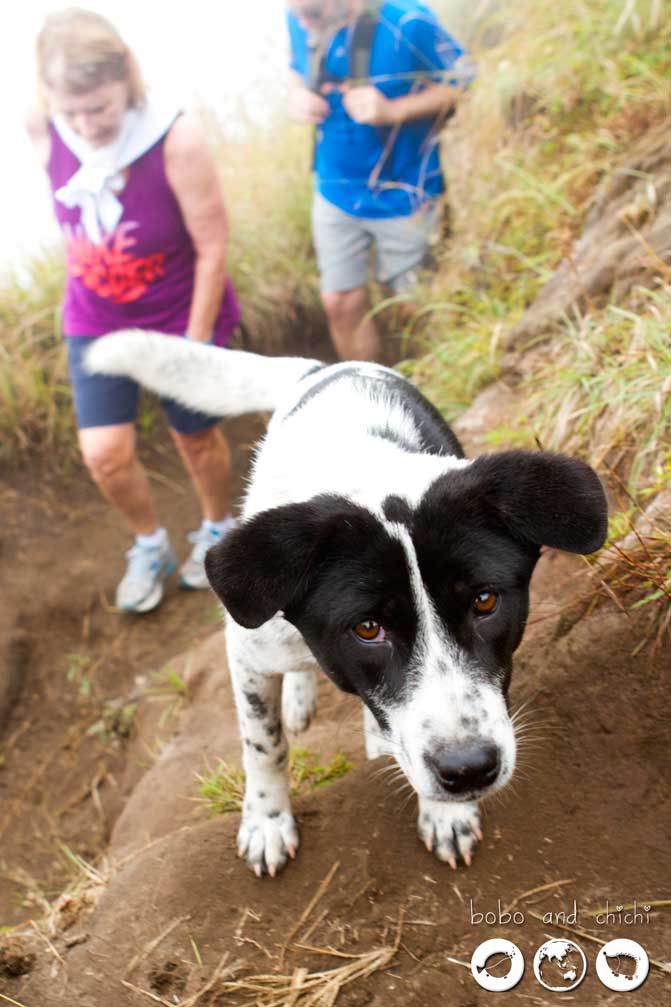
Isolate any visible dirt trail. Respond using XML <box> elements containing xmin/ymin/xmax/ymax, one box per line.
<box><xmin>0</xmin><ymin>414</ymin><xmax>265</xmax><ymax>925</ymax></box>
<box><xmin>1</xmin><ymin>411</ymin><xmax>669</xmax><ymax>1006</ymax></box>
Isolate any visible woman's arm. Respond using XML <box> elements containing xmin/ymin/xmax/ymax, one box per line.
<box><xmin>25</xmin><ymin>107</ymin><xmax>51</xmax><ymax>168</ymax></box>
<box><xmin>164</xmin><ymin>114</ymin><xmax>229</xmax><ymax>343</ymax></box>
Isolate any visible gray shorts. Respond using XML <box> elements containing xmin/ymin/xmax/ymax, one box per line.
<box><xmin>312</xmin><ymin>192</ymin><xmax>441</xmax><ymax>294</ymax></box>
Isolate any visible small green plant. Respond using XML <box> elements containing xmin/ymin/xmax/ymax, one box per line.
<box><xmin>87</xmin><ymin>700</ymin><xmax>138</xmax><ymax>744</ymax></box>
<box><xmin>195</xmin><ymin>759</ymin><xmax>246</xmax><ymax>816</ymax></box>
<box><xmin>195</xmin><ymin>747</ymin><xmax>355</xmax><ymax>817</ymax></box>
<box><xmin>147</xmin><ymin>664</ymin><xmax>188</xmax><ymax>730</ymax></box>
<box><xmin>65</xmin><ymin>652</ymin><xmax>92</xmax><ymax>700</ymax></box>
<box><xmin>149</xmin><ymin>664</ymin><xmax>187</xmax><ymax>697</ymax></box>
<box><xmin>289</xmin><ymin>747</ymin><xmax>354</xmax><ymax>791</ymax></box>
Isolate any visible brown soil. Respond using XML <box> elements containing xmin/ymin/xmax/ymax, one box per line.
<box><xmin>1</xmin><ymin>414</ymin><xmax>669</xmax><ymax>1007</ymax></box>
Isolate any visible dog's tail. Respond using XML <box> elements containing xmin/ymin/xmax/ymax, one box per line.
<box><xmin>84</xmin><ymin>330</ymin><xmax>321</xmax><ymax>416</ymax></box>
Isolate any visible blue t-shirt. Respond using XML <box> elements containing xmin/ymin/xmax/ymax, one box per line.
<box><xmin>288</xmin><ymin>1</ymin><xmax>472</xmax><ymax>218</ymax></box>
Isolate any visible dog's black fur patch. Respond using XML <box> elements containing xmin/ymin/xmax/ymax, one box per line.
<box><xmin>382</xmin><ymin>494</ymin><xmax>413</xmax><ymax>528</ymax></box>
<box><xmin>378</xmin><ymin>373</ymin><xmax>464</xmax><ymax>458</ymax></box>
<box><xmin>207</xmin><ymin>496</ymin><xmax>418</xmax><ymax>713</ymax></box>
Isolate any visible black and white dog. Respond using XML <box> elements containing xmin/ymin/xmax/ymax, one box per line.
<box><xmin>87</xmin><ymin>333</ymin><xmax>607</xmax><ymax>877</ymax></box>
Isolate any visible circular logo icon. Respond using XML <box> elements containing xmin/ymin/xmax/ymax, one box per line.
<box><xmin>533</xmin><ymin>939</ymin><xmax>587</xmax><ymax>991</ymax></box>
<box><xmin>471</xmin><ymin>938</ymin><xmax>525</xmax><ymax>992</ymax></box>
<box><xmin>596</xmin><ymin>939</ymin><xmax>649</xmax><ymax>991</ymax></box>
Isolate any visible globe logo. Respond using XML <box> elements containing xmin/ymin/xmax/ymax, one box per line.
<box><xmin>533</xmin><ymin>939</ymin><xmax>587</xmax><ymax>991</ymax></box>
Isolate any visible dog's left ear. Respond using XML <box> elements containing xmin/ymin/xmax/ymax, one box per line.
<box><xmin>469</xmin><ymin>450</ymin><xmax>608</xmax><ymax>554</ymax></box>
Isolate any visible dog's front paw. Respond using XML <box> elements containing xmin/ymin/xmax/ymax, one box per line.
<box><xmin>417</xmin><ymin>797</ymin><xmax>483</xmax><ymax>869</ymax></box>
<box><xmin>237</xmin><ymin>810</ymin><xmax>299</xmax><ymax>878</ymax></box>
<box><xmin>282</xmin><ymin>671</ymin><xmax>317</xmax><ymax>733</ymax></box>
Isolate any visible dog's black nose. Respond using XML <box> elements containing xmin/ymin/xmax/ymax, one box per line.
<box><xmin>426</xmin><ymin>742</ymin><xmax>500</xmax><ymax>794</ymax></box>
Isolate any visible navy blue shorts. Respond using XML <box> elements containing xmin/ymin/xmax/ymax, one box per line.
<box><xmin>66</xmin><ymin>335</ymin><xmax>221</xmax><ymax>435</ymax></box>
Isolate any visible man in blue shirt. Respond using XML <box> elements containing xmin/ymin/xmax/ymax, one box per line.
<box><xmin>287</xmin><ymin>1</ymin><xmax>472</xmax><ymax>360</ymax></box>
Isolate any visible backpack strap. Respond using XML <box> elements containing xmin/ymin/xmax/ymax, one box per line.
<box><xmin>349</xmin><ymin>0</ymin><xmax>382</xmax><ymax>83</ymax></box>
<box><xmin>307</xmin><ymin>1</ymin><xmax>382</xmax><ymax>93</ymax></box>
<box><xmin>307</xmin><ymin>32</ymin><xmax>328</xmax><ymax>94</ymax></box>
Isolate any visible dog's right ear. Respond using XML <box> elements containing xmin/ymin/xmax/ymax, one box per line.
<box><xmin>205</xmin><ymin>497</ymin><xmax>356</xmax><ymax>629</ymax></box>
<box><xmin>204</xmin><ymin>503</ymin><xmax>319</xmax><ymax>628</ymax></box>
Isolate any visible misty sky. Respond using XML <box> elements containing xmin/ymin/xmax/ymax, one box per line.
<box><xmin>0</xmin><ymin>1</ymin><xmax>289</xmax><ymax>275</ymax></box>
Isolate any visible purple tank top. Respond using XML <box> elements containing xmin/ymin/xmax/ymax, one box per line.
<box><xmin>47</xmin><ymin>119</ymin><xmax>241</xmax><ymax>345</ymax></box>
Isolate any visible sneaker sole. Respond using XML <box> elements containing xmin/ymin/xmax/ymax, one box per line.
<box><xmin>178</xmin><ymin>574</ymin><xmax>211</xmax><ymax>591</ymax></box>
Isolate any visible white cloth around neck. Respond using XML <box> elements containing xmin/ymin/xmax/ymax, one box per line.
<box><xmin>53</xmin><ymin>96</ymin><xmax>180</xmax><ymax>244</ymax></box>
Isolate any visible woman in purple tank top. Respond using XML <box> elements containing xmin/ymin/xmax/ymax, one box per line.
<box><xmin>28</xmin><ymin>7</ymin><xmax>242</xmax><ymax>613</ymax></box>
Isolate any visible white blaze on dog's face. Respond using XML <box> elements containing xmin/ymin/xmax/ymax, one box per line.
<box><xmin>374</xmin><ymin>519</ymin><xmax>518</xmax><ymax>802</ymax></box>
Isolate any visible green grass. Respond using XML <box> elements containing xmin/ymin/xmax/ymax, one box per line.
<box><xmin>586</xmin><ymin>512</ymin><xmax>671</xmax><ymax>655</ymax></box>
<box><xmin>195</xmin><ymin>747</ymin><xmax>355</xmax><ymax>817</ymax></box>
<box><xmin>509</xmin><ymin>284</ymin><xmax>671</xmax><ymax>488</ymax></box>
<box><xmin>195</xmin><ymin>759</ymin><xmax>246</xmax><ymax>816</ymax></box>
<box><xmin>65</xmin><ymin>652</ymin><xmax>92</xmax><ymax>701</ymax></box>
<box><xmin>288</xmin><ymin>747</ymin><xmax>354</xmax><ymax>790</ymax></box>
<box><xmin>149</xmin><ymin>664</ymin><xmax>188</xmax><ymax>697</ymax></box>
<box><xmin>403</xmin><ymin>0</ymin><xmax>669</xmax><ymax>490</ymax></box>
<box><xmin>210</xmin><ymin>114</ymin><xmax>319</xmax><ymax>350</ymax></box>
<box><xmin>87</xmin><ymin>700</ymin><xmax>138</xmax><ymax>744</ymax></box>
<box><xmin>0</xmin><ymin>250</ymin><xmax>72</xmax><ymax>459</ymax></box>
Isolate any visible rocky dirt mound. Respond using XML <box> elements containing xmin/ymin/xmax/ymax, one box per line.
<box><xmin>4</xmin><ymin>564</ymin><xmax>669</xmax><ymax>1005</ymax></box>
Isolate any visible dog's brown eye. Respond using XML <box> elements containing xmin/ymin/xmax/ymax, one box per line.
<box><xmin>354</xmin><ymin>619</ymin><xmax>384</xmax><ymax>642</ymax></box>
<box><xmin>473</xmin><ymin>591</ymin><xmax>498</xmax><ymax>615</ymax></box>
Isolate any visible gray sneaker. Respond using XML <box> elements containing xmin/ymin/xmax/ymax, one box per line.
<box><xmin>116</xmin><ymin>538</ymin><xmax>177</xmax><ymax>613</ymax></box>
<box><xmin>179</xmin><ymin>518</ymin><xmax>237</xmax><ymax>590</ymax></box>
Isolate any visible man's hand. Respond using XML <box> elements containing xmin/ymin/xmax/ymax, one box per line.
<box><xmin>288</xmin><ymin>85</ymin><xmax>330</xmax><ymax>124</ymax></box>
<box><xmin>342</xmin><ymin>85</ymin><xmax>397</xmax><ymax>126</ymax></box>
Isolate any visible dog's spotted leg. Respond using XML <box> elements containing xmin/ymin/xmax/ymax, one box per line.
<box><xmin>416</xmin><ymin>796</ymin><xmax>483</xmax><ymax>869</ymax></box>
<box><xmin>282</xmin><ymin>669</ymin><xmax>317</xmax><ymax>733</ymax></box>
<box><xmin>230</xmin><ymin>661</ymin><xmax>298</xmax><ymax>878</ymax></box>
<box><xmin>363</xmin><ymin>704</ymin><xmax>392</xmax><ymax>759</ymax></box>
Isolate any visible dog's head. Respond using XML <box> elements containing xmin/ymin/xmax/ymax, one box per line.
<box><xmin>206</xmin><ymin>451</ymin><xmax>607</xmax><ymax>804</ymax></box>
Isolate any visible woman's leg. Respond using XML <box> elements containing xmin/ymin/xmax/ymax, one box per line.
<box><xmin>170</xmin><ymin>424</ymin><xmax>232</xmax><ymax>522</ymax></box>
<box><xmin>78</xmin><ymin>423</ymin><xmax>176</xmax><ymax>611</ymax></box>
<box><xmin>170</xmin><ymin>424</ymin><xmax>235</xmax><ymax>589</ymax></box>
<box><xmin>78</xmin><ymin>423</ymin><xmax>158</xmax><ymax>535</ymax></box>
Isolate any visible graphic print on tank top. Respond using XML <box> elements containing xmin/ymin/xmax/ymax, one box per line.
<box><xmin>64</xmin><ymin>219</ymin><xmax>166</xmax><ymax>304</ymax></box>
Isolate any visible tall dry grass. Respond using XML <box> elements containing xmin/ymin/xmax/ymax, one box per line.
<box><xmin>0</xmin><ymin>251</ymin><xmax>70</xmax><ymax>460</ymax></box>
<box><xmin>405</xmin><ymin>0</ymin><xmax>670</xmax><ymax>492</ymax></box>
